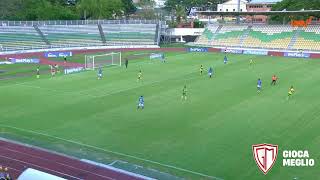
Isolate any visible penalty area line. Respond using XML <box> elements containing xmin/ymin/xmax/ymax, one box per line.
<box><xmin>0</xmin><ymin>124</ymin><xmax>223</xmax><ymax>180</ymax></box>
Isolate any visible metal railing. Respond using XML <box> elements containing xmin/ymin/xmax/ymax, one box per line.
<box><xmin>0</xmin><ymin>19</ymin><xmax>162</xmax><ymax>27</ymax></box>
<box><xmin>190</xmin><ymin>42</ymin><xmax>320</xmax><ymax>52</ymax></box>
<box><xmin>0</xmin><ymin>41</ymin><xmax>158</xmax><ymax>52</ymax></box>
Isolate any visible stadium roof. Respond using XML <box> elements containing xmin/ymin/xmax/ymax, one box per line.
<box><xmin>249</xmin><ymin>0</ymin><xmax>282</xmax><ymax>4</ymax></box>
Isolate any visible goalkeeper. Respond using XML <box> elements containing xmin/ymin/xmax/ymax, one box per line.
<box><xmin>97</xmin><ymin>67</ymin><xmax>103</xmax><ymax>79</ymax></box>
<box><xmin>125</xmin><ymin>58</ymin><xmax>128</xmax><ymax>69</ymax></box>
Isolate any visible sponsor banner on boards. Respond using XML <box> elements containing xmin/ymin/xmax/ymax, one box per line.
<box><xmin>187</xmin><ymin>47</ymin><xmax>208</xmax><ymax>52</ymax></box>
<box><xmin>222</xmin><ymin>49</ymin><xmax>243</xmax><ymax>54</ymax></box>
<box><xmin>9</xmin><ymin>58</ymin><xmax>40</xmax><ymax>64</ymax></box>
<box><xmin>150</xmin><ymin>53</ymin><xmax>164</xmax><ymax>60</ymax></box>
<box><xmin>243</xmin><ymin>50</ymin><xmax>268</xmax><ymax>55</ymax></box>
<box><xmin>284</xmin><ymin>52</ymin><xmax>310</xmax><ymax>58</ymax></box>
<box><xmin>64</xmin><ymin>67</ymin><xmax>84</xmax><ymax>75</ymax></box>
<box><xmin>0</xmin><ymin>61</ymin><xmax>13</xmax><ymax>65</ymax></box>
<box><xmin>44</xmin><ymin>51</ymin><xmax>73</xmax><ymax>58</ymax></box>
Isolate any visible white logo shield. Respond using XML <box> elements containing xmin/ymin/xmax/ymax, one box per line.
<box><xmin>252</xmin><ymin>143</ymin><xmax>278</xmax><ymax>175</ymax></box>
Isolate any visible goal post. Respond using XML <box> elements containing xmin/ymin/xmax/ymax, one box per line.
<box><xmin>85</xmin><ymin>52</ymin><xmax>122</xmax><ymax>70</ymax></box>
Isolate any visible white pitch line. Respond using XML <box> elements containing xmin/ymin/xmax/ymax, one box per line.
<box><xmin>0</xmin><ymin>154</ymin><xmax>85</xmax><ymax>180</ymax></box>
<box><xmin>11</xmin><ymin>71</ymin><xmax>199</xmax><ymax>100</ymax></box>
<box><xmin>91</xmin><ymin>71</ymin><xmax>201</xmax><ymax>99</ymax></box>
<box><xmin>0</xmin><ymin>53</ymin><xmax>189</xmax><ymax>97</ymax></box>
<box><xmin>0</xmin><ymin>146</ymin><xmax>116</xmax><ymax>180</ymax></box>
<box><xmin>0</xmin><ymin>124</ymin><xmax>223</xmax><ymax>180</ymax></box>
<box><xmin>17</xmin><ymin>84</ymin><xmax>97</xmax><ymax>98</ymax></box>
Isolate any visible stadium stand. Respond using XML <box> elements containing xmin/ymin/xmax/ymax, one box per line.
<box><xmin>293</xmin><ymin>25</ymin><xmax>320</xmax><ymax>50</ymax></box>
<box><xmin>0</xmin><ymin>21</ymin><xmax>159</xmax><ymax>51</ymax></box>
<box><xmin>0</xmin><ymin>26</ymin><xmax>47</xmax><ymax>51</ymax></box>
<box><xmin>209</xmin><ymin>25</ymin><xmax>248</xmax><ymax>47</ymax></box>
<box><xmin>195</xmin><ymin>24</ymin><xmax>320</xmax><ymax>51</ymax></box>
<box><xmin>101</xmin><ymin>24</ymin><xmax>157</xmax><ymax>45</ymax></box>
<box><xmin>195</xmin><ymin>25</ymin><xmax>219</xmax><ymax>45</ymax></box>
<box><xmin>243</xmin><ymin>25</ymin><xmax>296</xmax><ymax>49</ymax></box>
<box><xmin>38</xmin><ymin>25</ymin><xmax>103</xmax><ymax>48</ymax></box>
<box><xmin>196</xmin><ymin>25</ymin><xmax>247</xmax><ymax>47</ymax></box>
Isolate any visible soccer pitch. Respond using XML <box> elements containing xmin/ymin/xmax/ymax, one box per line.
<box><xmin>0</xmin><ymin>51</ymin><xmax>319</xmax><ymax>179</ymax></box>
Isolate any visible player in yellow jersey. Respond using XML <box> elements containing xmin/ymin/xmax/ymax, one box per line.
<box><xmin>287</xmin><ymin>86</ymin><xmax>295</xmax><ymax>100</ymax></box>
<box><xmin>250</xmin><ymin>59</ymin><xmax>254</xmax><ymax>66</ymax></box>
<box><xmin>137</xmin><ymin>70</ymin><xmax>142</xmax><ymax>82</ymax></box>
<box><xmin>200</xmin><ymin>65</ymin><xmax>204</xmax><ymax>75</ymax></box>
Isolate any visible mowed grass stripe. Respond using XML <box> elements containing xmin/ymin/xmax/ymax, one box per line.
<box><xmin>0</xmin><ymin>52</ymin><xmax>319</xmax><ymax>180</ymax></box>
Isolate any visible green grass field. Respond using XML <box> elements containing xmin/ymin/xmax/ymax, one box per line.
<box><xmin>0</xmin><ymin>51</ymin><xmax>319</xmax><ymax>180</ymax></box>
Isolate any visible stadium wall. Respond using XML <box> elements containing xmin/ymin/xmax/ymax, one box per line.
<box><xmin>1</xmin><ymin>46</ymin><xmax>320</xmax><ymax>60</ymax></box>
<box><xmin>268</xmin><ymin>51</ymin><xmax>284</xmax><ymax>57</ymax></box>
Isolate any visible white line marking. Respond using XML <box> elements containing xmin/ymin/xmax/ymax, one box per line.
<box><xmin>0</xmin><ymin>146</ymin><xmax>116</xmax><ymax>180</ymax></box>
<box><xmin>91</xmin><ymin>72</ymin><xmax>200</xmax><ymax>98</ymax></box>
<box><xmin>0</xmin><ymin>124</ymin><xmax>223</xmax><ymax>180</ymax></box>
<box><xmin>0</xmin><ymin>155</ymin><xmax>84</xmax><ymax>180</ymax></box>
<box><xmin>17</xmin><ymin>84</ymin><xmax>97</xmax><ymax>98</ymax></box>
<box><xmin>4</xmin><ymin>71</ymin><xmax>199</xmax><ymax>100</ymax></box>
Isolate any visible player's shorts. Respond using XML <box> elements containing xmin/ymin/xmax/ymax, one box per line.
<box><xmin>209</xmin><ymin>72</ymin><xmax>212</xmax><ymax>76</ymax></box>
<box><xmin>288</xmin><ymin>92</ymin><xmax>292</xmax><ymax>96</ymax></box>
<box><xmin>182</xmin><ymin>93</ymin><xmax>186</xmax><ymax>96</ymax></box>
<box><xmin>98</xmin><ymin>73</ymin><xmax>102</xmax><ymax>77</ymax></box>
<box><xmin>257</xmin><ymin>85</ymin><xmax>261</xmax><ymax>89</ymax></box>
<box><xmin>138</xmin><ymin>103</ymin><xmax>144</xmax><ymax>107</ymax></box>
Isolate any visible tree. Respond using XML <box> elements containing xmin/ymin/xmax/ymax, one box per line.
<box><xmin>77</xmin><ymin>0</ymin><xmax>125</xmax><ymax>19</ymax></box>
<box><xmin>121</xmin><ymin>0</ymin><xmax>137</xmax><ymax>16</ymax></box>
<box><xmin>0</xmin><ymin>0</ymin><xmax>20</xmax><ymax>20</ymax></box>
<box><xmin>0</xmin><ymin>0</ymin><xmax>136</xmax><ymax>20</ymax></box>
<box><xmin>175</xmin><ymin>4</ymin><xmax>186</xmax><ymax>23</ymax></box>
<box><xmin>0</xmin><ymin>0</ymin><xmax>79</xmax><ymax>20</ymax></box>
<box><xmin>164</xmin><ymin>0</ymin><xmax>228</xmax><ymax>25</ymax></box>
<box><xmin>165</xmin><ymin>0</ymin><xmax>227</xmax><ymax>11</ymax></box>
<box><xmin>136</xmin><ymin>9</ymin><xmax>158</xmax><ymax>19</ymax></box>
<box><xmin>271</xmin><ymin>0</ymin><xmax>320</xmax><ymax>22</ymax></box>
<box><xmin>136</xmin><ymin>0</ymin><xmax>156</xmax><ymax>9</ymax></box>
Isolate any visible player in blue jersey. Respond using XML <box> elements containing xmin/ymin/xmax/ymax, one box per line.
<box><xmin>208</xmin><ymin>67</ymin><xmax>213</xmax><ymax>78</ymax></box>
<box><xmin>257</xmin><ymin>78</ymin><xmax>262</xmax><ymax>93</ymax></box>
<box><xmin>97</xmin><ymin>67</ymin><xmax>103</xmax><ymax>79</ymax></box>
<box><xmin>137</xmin><ymin>96</ymin><xmax>144</xmax><ymax>109</ymax></box>
<box><xmin>224</xmin><ymin>55</ymin><xmax>228</xmax><ymax>64</ymax></box>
